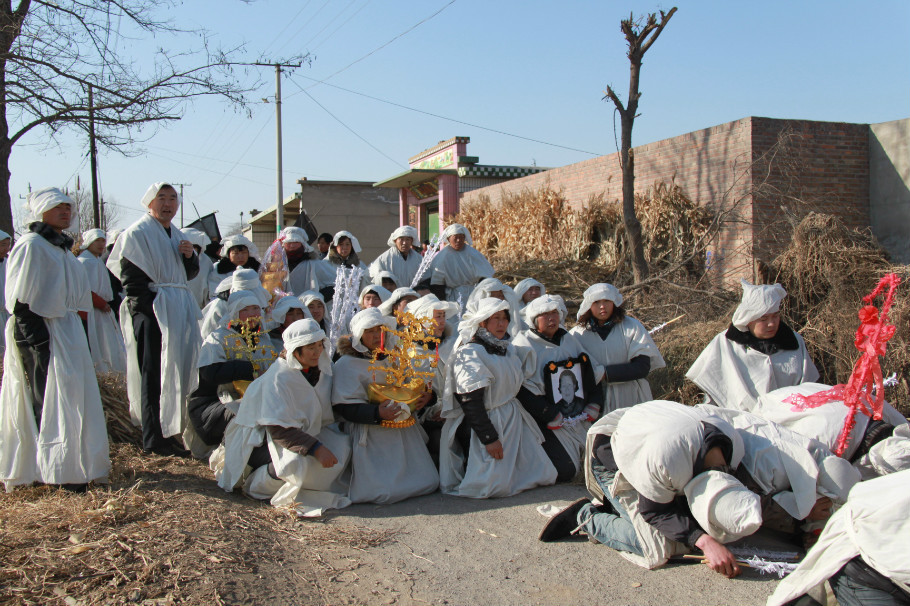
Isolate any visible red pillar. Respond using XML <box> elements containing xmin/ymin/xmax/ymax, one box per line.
<box><xmin>438</xmin><ymin>174</ymin><xmax>458</xmax><ymax>234</ymax></box>
<box><xmin>399</xmin><ymin>187</ymin><xmax>408</xmax><ymax>226</ymax></box>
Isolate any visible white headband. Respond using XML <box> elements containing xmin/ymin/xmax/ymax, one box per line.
<box><xmin>387</xmin><ymin>225</ymin><xmax>419</xmax><ymax>248</ymax></box>
<box><xmin>577</xmin><ymin>283</ymin><xmax>623</xmax><ymax>321</ymax></box>
<box><xmin>140</xmin><ymin>182</ymin><xmax>179</xmax><ymax>208</ymax></box>
<box><xmin>79</xmin><ymin>228</ymin><xmax>106</xmax><ymax>251</ymax></box>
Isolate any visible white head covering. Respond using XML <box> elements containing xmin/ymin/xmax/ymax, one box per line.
<box><xmin>26</xmin><ymin>187</ymin><xmax>75</xmax><ymax>226</ymax></box>
<box><xmin>332</xmin><ymin>230</ymin><xmax>362</xmax><ymax>254</ymax></box>
<box><xmin>299</xmin><ymin>290</ymin><xmax>326</xmax><ymax>309</ymax></box>
<box><xmin>440</xmin><ymin>223</ymin><xmax>473</xmax><ymax>246</ymax></box>
<box><xmin>220</xmin><ymin>234</ymin><xmax>260</xmax><ymax>261</ymax></box>
<box><xmin>359</xmin><ymin>284</ymin><xmax>391</xmax><ymax>308</ymax></box>
<box><xmin>215</xmin><ymin>276</ymin><xmax>233</xmax><ymax>296</ymax></box>
<box><xmin>349</xmin><ymin>307</ymin><xmax>397</xmax><ymax>353</ymax></box>
<box><xmin>181</xmin><ymin>227</ymin><xmax>211</xmax><ymax>248</ymax></box>
<box><xmin>218</xmin><ymin>290</ymin><xmax>262</xmax><ymax>329</ymax></box>
<box><xmin>859</xmin><ymin>425</ymin><xmax>910</xmax><ymax>476</ymax></box>
<box><xmin>387</xmin><ymin>225</ymin><xmax>419</xmax><ymax>248</ymax></box>
<box><xmin>0</xmin><ymin>229</ymin><xmax>11</xmax><ymax>241</ymax></box>
<box><xmin>372</xmin><ymin>270</ymin><xmax>398</xmax><ymax>288</ymax></box>
<box><xmin>577</xmin><ymin>283</ymin><xmax>623</xmax><ymax>321</ymax></box>
<box><xmin>140</xmin><ymin>182</ymin><xmax>180</xmax><ymax>208</ymax></box>
<box><xmin>458</xmin><ymin>297</ymin><xmax>511</xmax><ymax>343</ymax></box>
<box><xmin>732</xmin><ymin>279</ymin><xmax>787</xmax><ymax>331</ymax></box>
<box><xmin>684</xmin><ymin>471</ymin><xmax>763</xmax><ymax>543</ymax></box>
<box><xmin>79</xmin><ymin>228</ymin><xmax>106</xmax><ymax>251</ymax></box>
<box><xmin>282</xmin><ymin>318</ymin><xmax>332</xmax><ymax>373</ymax></box>
<box><xmin>521</xmin><ymin>294</ymin><xmax>563</xmax><ymax>329</ymax></box>
<box><xmin>106</xmin><ymin>228</ymin><xmax>122</xmax><ymax>245</ymax></box>
<box><xmin>280</xmin><ymin>226</ymin><xmax>314</xmax><ymax>251</ymax></box>
<box><xmin>379</xmin><ymin>287</ymin><xmax>419</xmax><ymax>316</ymax></box>
<box><xmin>514</xmin><ymin>278</ymin><xmax>545</xmax><ymax>303</ymax></box>
<box><xmin>271</xmin><ymin>294</ymin><xmax>310</xmax><ymax>326</ymax></box>
<box><xmin>816</xmin><ymin>455</ymin><xmax>861</xmax><ymax>501</ymax></box>
<box><xmin>406</xmin><ymin>294</ymin><xmax>460</xmax><ymax>320</ymax></box>
<box><xmin>231</xmin><ymin>268</ymin><xmax>270</xmax><ymax>307</ymax></box>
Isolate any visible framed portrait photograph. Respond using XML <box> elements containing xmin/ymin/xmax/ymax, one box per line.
<box><xmin>543</xmin><ymin>354</ymin><xmax>596</xmax><ymax>418</ymax></box>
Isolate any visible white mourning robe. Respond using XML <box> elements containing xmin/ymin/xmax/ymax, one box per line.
<box><xmin>513</xmin><ymin>329</ymin><xmax>604</xmax><ymax>474</ymax></box>
<box><xmin>686</xmin><ymin>329</ymin><xmax>819</xmax><ymax>412</ymax></box>
<box><xmin>411</xmin><ymin>327</ymin><xmax>456</xmax><ymax>423</ymax></box>
<box><xmin>570</xmin><ymin>317</ymin><xmax>665</xmax><ymax>413</ymax></box>
<box><xmin>369</xmin><ymin>247</ymin><xmax>422</xmax><ymax>289</ymax></box>
<box><xmin>187</xmin><ymin>252</ymin><xmax>214</xmax><ymax>308</ymax></box>
<box><xmin>199</xmin><ymin>297</ymin><xmax>228</xmax><ymax>339</ymax></box>
<box><xmin>0</xmin><ymin>233</ymin><xmax>109</xmax><ymax>488</ymax></box>
<box><xmin>767</xmin><ymin>470</ymin><xmax>910</xmax><ymax>606</ymax></box>
<box><xmin>439</xmin><ymin>342</ymin><xmax>557</xmax><ymax>498</ymax></box>
<box><xmin>216</xmin><ymin>357</ymin><xmax>352</xmax><ymax>516</ymax></box>
<box><xmin>332</xmin><ymin>354</ymin><xmax>439</xmax><ymax>504</ymax></box>
<box><xmin>429</xmin><ymin>245</ymin><xmax>494</xmax><ymax>302</ymax></box>
<box><xmin>753</xmin><ymin>383</ymin><xmax>909</xmax><ymax>465</ymax></box>
<box><xmin>0</xmin><ymin>258</ymin><xmax>8</xmax><ymax>352</ymax></box>
<box><xmin>76</xmin><ymin>250</ymin><xmax>127</xmax><ymax>375</ymax></box>
<box><xmin>288</xmin><ymin>259</ymin><xmax>321</xmax><ymax>296</ymax></box>
<box><xmin>107</xmin><ymin>214</ymin><xmax>202</xmax><ymax>438</ymax></box>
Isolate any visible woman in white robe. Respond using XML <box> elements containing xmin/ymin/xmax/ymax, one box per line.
<box><xmin>299</xmin><ymin>290</ymin><xmax>329</xmax><ymax>335</ymax></box>
<box><xmin>76</xmin><ymin>228</ymin><xmax>127</xmax><ymax>375</ymax></box>
<box><xmin>372</xmin><ymin>270</ymin><xmax>398</xmax><ymax>293</ymax></box>
<box><xmin>686</xmin><ymin>279</ymin><xmax>819</xmax><ymax>412</ymax></box>
<box><xmin>514</xmin><ymin>278</ymin><xmax>545</xmax><ymax>310</ymax></box>
<box><xmin>208</xmin><ymin>234</ymin><xmax>261</xmax><ymax>297</ymax></box>
<box><xmin>1</xmin><ymin>188</ymin><xmax>109</xmax><ymax>489</ymax></box>
<box><xmin>569</xmin><ymin>283</ymin><xmax>665</xmax><ymax>414</ymax></box>
<box><xmin>513</xmin><ymin>295</ymin><xmax>604</xmax><ymax>480</ymax></box>
<box><xmin>439</xmin><ymin>297</ymin><xmax>557</xmax><ymax>498</ymax></box>
<box><xmin>216</xmin><ymin>319</ymin><xmax>352</xmax><ymax>517</ymax></box>
<box><xmin>280</xmin><ymin>226</ymin><xmax>321</xmax><ymax>296</ymax></box>
<box><xmin>465</xmin><ymin>278</ymin><xmax>523</xmax><ymax>334</ymax></box>
<box><xmin>200</xmin><ymin>268</ymin><xmax>270</xmax><ymax>339</ymax></box>
<box><xmin>265</xmin><ymin>294</ymin><xmax>311</xmax><ymax>351</ymax></box>
<box><xmin>181</xmin><ymin>228</ymin><xmax>215</xmax><ymax>308</ymax></box>
<box><xmin>332</xmin><ymin>307</ymin><xmax>439</xmax><ymax>504</ymax></box>
<box><xmin>429</xmin><ymin>224</ymin><xmax>494</xmax><ymax>303</ymax></box>
<box><xmin>378</xmin><ymin>287</ymin><xmax>419</xmax><ymax>318</ymax></box>
<box><xmin>315</xmin><ymin>231</ymin><xmax>370</xmax><ymax>300</ymax></box>
<box><xmin>370</xmin><ymin>225</ymin><xmax>422</xmax><ymax>289</ymax></box>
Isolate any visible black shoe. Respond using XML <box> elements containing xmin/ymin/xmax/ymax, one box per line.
<box><xmin>58</xmin><ymin>483</ymin><xmax>88</xmax><ymax>493</ymax></box>
<box><xmin>539</xmin><ymin>498</ymin><xmax>591</xmax><ymax>542</ymax></box>
<box><xmin>143</xmin><ymin>442</ymin><xmax>191</xmax><ymax>459</ymax></box>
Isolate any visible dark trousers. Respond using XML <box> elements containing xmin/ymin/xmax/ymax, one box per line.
<box><xmin>132</xmin><ymin>311</ymin><xmax>165</xmax><ymax>450</ymax></box>
<box><xmin>13</xmin><ymin>325</ymin><xmax>50</xmax><ymax>428</ymax></box>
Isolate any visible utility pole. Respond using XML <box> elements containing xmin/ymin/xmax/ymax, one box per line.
<box><xmin>171</xmin><ymin>183</ymin><xmax>192</xmax><ymax>227</ymax></box>
<box><xmin>88</xmin><ymin>83</ymin><xmax>101</xmax><ymax>229</ymax></box>
<box><xmin>252</xmin><ymin>61</ymin><xmax>300</xmax><ymax>237</ymax></box>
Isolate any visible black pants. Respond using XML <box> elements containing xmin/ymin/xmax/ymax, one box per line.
<box><xmin>188</xmin><ymin>398</ymin><xmax>235</xmax><ymax>447</ymax></box>
<box><xmin>132</xmin><ymin>311</ymin><xmax>166</xmax><ymax>450</ymax></box>
<box><xmin>13</xmin><ymin>325</ymin><xmax>50</xmax><ymax>428</ymax></box>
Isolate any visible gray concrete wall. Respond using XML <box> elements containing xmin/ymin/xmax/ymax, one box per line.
<box><xmin>870</xmin><ymin>118</ymin><xmax>910</xmax><ymax>263</ymax></box>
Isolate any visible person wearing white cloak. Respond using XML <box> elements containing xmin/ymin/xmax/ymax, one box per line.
<box><xmin>542</xmin><ymin>400</ymin><xmax>856</xmax><ymax>576</ymax></box>
<box><xmin>686</xmin><ymin>279</ymin><xmax>819</xmax><ymax>412</ymax></box>
<box><xmin>107</xmin><ymin>182</ymin><xmax>202</xmax><ymax>457</ymax></box>
<box><xmin>181</xmin><ymin>227</ymin><xmax>215</xmax><ymax>308</ymax></box>
<box><xmin>569</xmin><ymin>283</ymin><xmax>665</xmax><ymax>414</ymax></box>
<box><xmin>429</xmin><ymin>223</ymin><xmax>494</xmax><ymax>303</ymax></box>
<box><xmin>299</xmin><ymin>290</ymin><xmax>329</xmax><ymax>334</ymax></box>
<box><xmin>768</xmin><ymin>470</ymin><xmax>910</xmax><ymax>606</ymax></box>
<box><xmin>265</xmin><ymin>294</ymin><xmax>311</xmax><ymax>351</ymax></box>
<box><xmin>369</xmin><ymin>225</ymin><xmax>422</xmax><ymax>289</ymax></box>
<box><xmin>465</xmin><ymin>278</ymin><xmax>523</xmax><ymax>334</ymax></box>
<box><xmin>280</xmin><ymin>226</ymin><xmax>321</xmax><ymax>296</ymax></box>
<box><xmin>372</xmin><ymin>270</ymin><xmax>398</xmax><ymax>293</ymax></box>
<box><xmin>188</xmin><ymin>291</ymin><xmax>278</xmax><ymax>450</ymax></box>
<box><xmin>405</xmin><ymin>294</ymin><xmax>461</xmax><ymax>467</ymax></box>
<box><xmin>199</xmin><ymin>268</ymin><xmax>270</xmax><ymax>339</ymax></box>
<box><xmin>753</xmin><ymin>383</ymin><xmax>910</xmax><ymax>480</ymax></box>
<box><xmin>379</xmin><ymin>286</ymin><xmax>419</xmax><ymax>319</ymax></box>
<box><xmin>216</xmin><ymin>319</ymin><xmax>352</xmax><ymax>517</ymax></box>
<box><xmin>76</xmin><ymin>229</ymin><xmax>127</xmax><ymax>375</ymax></box>
<box><xmin>439</xmin><ymin>297</ymin><xmax>557</xmax><ymax>498</ymax></box>
<box><xmin>332</xmin><ymin>307</ymin><xmax>439</xmax><ymax>504</ymax></box>
<box><xmin>513</xmin><ymin>295</ymin><xmax>605</xmax><ymax>482</ymax></box>
<box><xmin>513</xmin><ymin>278</ymin><xmax>545</xmax><ymax>310</ymax></box>
<box><xmin>208</xmin><ymin>234</ymin><xmax>261</xmax><ymax>297</ymax></box>
<box><xmin>0</xmin><ymin>187</ymin><xmax>109</xmax><ymax>490</ymax></box>
<box><xmin>315</xmin><ymin>231</ymin><xmax>370</xmax><ymax>303</ymax></box>
<box><xmin>0</xmin><ymin>229</ymin><xmax>11</xmax><ymax>353</ymax></box>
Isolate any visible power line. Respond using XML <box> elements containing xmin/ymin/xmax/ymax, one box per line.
<box><xmin>291</xmin><ymin>75</ymin><xmax>605</xmax><ymax>156</ymax></box>
<box><xmin>310</xmin><ymin>0</ymin><xmax>372</xmax><ymax>52</ymax></box>
<box><xmin>300</xmin><ymin>0</ymin><xmax>357</xmax><ymax>50</ymax></box>
<box><xmin>196</xmin><ymin>113</ymin><xmax>274</xmax><ymax>198</ymax></box>
<box><xmin>260</xmin><ymin>0</ymin><xmax>314</xmax><ymax>57</ymax></box>
<box><xmin>145</xmin><ymin>145</ymin><xmax>337</xmax><ymax>179</ymax></box>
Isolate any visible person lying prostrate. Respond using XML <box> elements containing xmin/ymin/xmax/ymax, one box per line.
<box><xmin>76</xmin><ymin>228</ymin><xmax>127</xmax><ymax>375</ymax></box>
<box><xmin>216</xmin><ymin>319</ymin><xmax>352</xmax><ymax>517</ymax></box>
<box><xmin>370</xmin><ymin>225</ymin><xmax>422</xmax><ymax>289</ymax></box>
<box><xmin>439</xmin><ymin>297</ymin><xmax>557</xmax><ymax>498</ymax></box>
<box><xmin>332</xmin><ymin>308</ymin><xmax>439</xmax><ymax>504</ymax></box>
<box><xmin>514</xmin><ymin>278</ymin><xmax>545</xmax><ymax>310</ymax></box>
<box><xmin>315</xmin><ymin>231</ymin><xmax>370</xmax><ymax>302</ymax></box>
<box><xmin>569</xmin><ymin>283</ymin><xmax>665</xmax><ymax>414</ymax></box>
<box><xmin>753</xmin><ymin>383</ymin><xmax>910</xmax><ymax>480</ymax></box>
<box><xmin>513</xmin><ymin>295</ymin><xmax>605</xmax><ymax>482</ymax></box>
<box><xmin>265</xmin><ymin>295</ymin><xmax>311</xmax><ymax>351</ymax></box>
<box><xmin>372</xmin><ymin>270</ymin><xmax>398</xmax><ymax>293</ymax></box>
<box><xmin>687</xmin><ymin>279</ymin><xmax>819</xmax><ymax>412</ymax></box>
<box><xmin>465</xmin><ymin>278</ymin><xmax>523</xmax><ymax>334</ymax></box>
<box><xmin>209</xmin><ymin>234</ymin><xmax>261</xmax><ymax>298</ymax></box>
<box><xmin>429</xmin><ymin>223</ymin><xmax>494</xmax><ymax>303</ymax></box>
<box><xmin>181</xmin><ymin>228</ymin><xmax>215</xmax><ymax>308</ymax></box>
<box><xmin>280</xmin><ymin>226</ymin><xmax>321</xmax><ymax>296</ymax></box>
<box><xmin>188</xmin><ymin>291</ymin><xmax>278</xmax><ymax>451</ymax></box>
<box><xmin>200</xmin><ymin>268</ymin><xmax>270</xmax><ymax>339</ymax></box>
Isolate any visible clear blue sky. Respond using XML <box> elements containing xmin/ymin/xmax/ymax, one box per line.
<box><xmin>8</xmin><ymin>0</ymin><xmax>909</xmax><ymax>234</ymax></box>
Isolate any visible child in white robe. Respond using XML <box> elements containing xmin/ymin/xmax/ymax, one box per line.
<box><xmin>216</xmin><ymin>319</ymin><xmax>352</xmax><ymax>517</ymax></box>
<box><xmin>76</xmin><ymin>228</ymin><xmax>127</xmax><ymax>375</ymax></box>
<box><xmin>569</xmin><ymin>283</ymin><xmax>665</xmax><ymax>413</ymax></box>
<box><xmin>439</xmin><ymin>297</ymin><xmax>557</xmax><ymax>498</ymax></box>
<box><xmin>369</xmin><ymin>225</ymin><xmax>422</xmax><ymax>289</ymax></box>
<box><xmin>332</xmin><ymin>307</ymin><xmax>439</xmax><ymax>504</ymax></box>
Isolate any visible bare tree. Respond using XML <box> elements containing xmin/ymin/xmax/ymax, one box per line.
<box><xmin>604</xmin><ymin>7</ymin><xmax>677</xmax><ymax>284</ymax></box>
<box><xmin>0</xmin><ymin>1</ymin><xmax>284</xmax><ymax>234</ymax></box>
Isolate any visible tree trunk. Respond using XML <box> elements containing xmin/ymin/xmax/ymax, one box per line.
<box><xmin>0</xmin><ymin>55</ymin><xmax>13</xmax><ymax>236</ymax></box>
<box><xmin>621</xmin><ymin>53</ymin><xmax>649</xmax><ymax>284</ymax></box>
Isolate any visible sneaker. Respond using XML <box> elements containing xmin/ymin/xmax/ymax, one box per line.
<box><xmin>538</xmin><ymin>498</ymin><xmax>591</xmax><ymax>542</ymax></box>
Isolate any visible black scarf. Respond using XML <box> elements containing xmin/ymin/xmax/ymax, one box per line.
<box><xmin>216</xmin><ymin>256</ymin><xmax>261</xmax><ymax>274</ymax></box>
<box><xmin>587</xmin><ymin>317</ymin><xmax>617</xmax><ymax>341</ymax></box>
<box><xmin>724</xmin><ymin>322</ymin><xmax>799</xmax><ymax>355</ymax></box>
<box><xmin>471</xmin><ymin>328</ymin><xmax>510</xmax><ymax>356</ymax></box>
<box><xmin>531</xmin><ymin>327</ymin><xmax>568</xmax><ymax>345</ymax></box>
<box><xmin>327</xmin><ymin>247</ymin><xmax>361</xmax><ymax>268</ymax></box>
<box><xmin>29</xmin><ymin>221</ymin><xmax>73</xmax><ymax>250</ymax></box>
